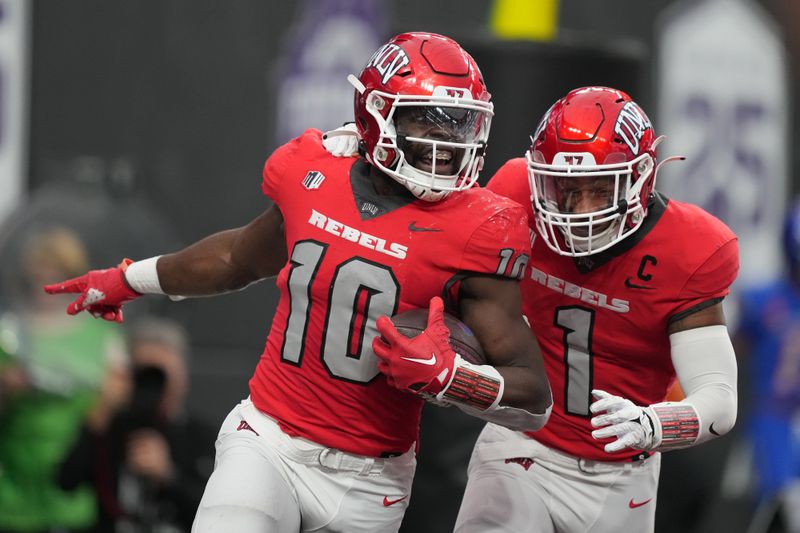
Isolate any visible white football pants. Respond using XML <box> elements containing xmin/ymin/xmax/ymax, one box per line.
<box><xmin>192</xmin><ymin>398</ymin><xmax>416</xmax><ymax>533</ymax></box>
<box><xmin>455</xmin><ymin>423</ymin><xmax>661</xmax><ymax>533</ymax></box>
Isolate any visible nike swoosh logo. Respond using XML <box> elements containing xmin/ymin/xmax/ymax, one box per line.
<box><xmin>709</xmin><ymin>423</ymin><xmax>720</xmax><ymax>436</ymax></box>
<box><xmin>383</xmin><ymin>495</ymin><xmax>407</xmax><ymax>507</ymax></box>
<box><xmin>629</xmin><ymin>498</ymin><xmax>652</xmax><ymax>509</ymax></box>
<box><xmin>409</xmin><ymin>221</ymin><xmax>443</xmax><ymax>232</ymax></box>
<box><xmin>624</xmin><ymin>277</ymin><xmax>656</xmax><ymax>290</ymax></box>
<box><xmin>400</xmin><ymin>352</ymin><xmax>437</xmax><ymax>365</ymax></box>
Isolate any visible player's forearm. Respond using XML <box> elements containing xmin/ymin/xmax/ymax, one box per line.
<box><xmin>652</xmin><ymin>325</ymin><xmax>738</xmax><ymax>450</ymax></box>
<box><xmin>618</xmin><ymin>325</ymin><xmax>738</xmax><ymax>453</ymax></box>
<box><xmin>158</xmin><ymin>229</ymin><xmax>264</xmax><ymax>296</ymax></box>
<box><xmin>496</xmin><ymin>365</ymin><xmax>552</xmax><ymax>415</ymax></box>
<box><xmin>125</xmin><ymin>230</ymin><xmax>261</xmax><ymax>297</ymax></box>
<box><xmin>444</xmin><ymin>359</ymin><xmax>552</xmax><ymax>432</ymax></box>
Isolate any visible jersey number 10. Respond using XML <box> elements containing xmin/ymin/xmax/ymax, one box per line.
<box><xmin>278</xmin><ymin>240</ymin><xmax>400</xmax><ymax>384</ymax></box>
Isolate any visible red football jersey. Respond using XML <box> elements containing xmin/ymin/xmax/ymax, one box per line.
<box><xmin>249</xmin><ymin>130</ymin><xmax>531</xmax><ymax>458</ymax></box>
<box><xmin>488</xmin><ymin>158</ymin><xmax>739</xmax><ymax>461</ymax></box>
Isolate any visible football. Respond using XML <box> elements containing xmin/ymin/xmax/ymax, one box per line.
<box><xmin>388</xmin><ymin>308</ymin><xmax>487</xmax><ymax>365</ymax></box>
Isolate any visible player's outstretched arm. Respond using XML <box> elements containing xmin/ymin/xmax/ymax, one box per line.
<box><xmin>44</xmin><ymin>205</ymin><xmax>288</xmax><ymax>322</ymax></box>
<box><xmin>157</xmin><ymin>205</ymin><xmax>287</xmax><ymax>296</ymax></box>
<box><xmin>590</xmin><ymin>302</ymin><xmax>737</xmax><ymax>453</ymax></box>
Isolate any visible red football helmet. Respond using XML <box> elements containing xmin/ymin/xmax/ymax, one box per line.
<box><xmin>527</xmin><ymin>86</ymin><xmax>679</xmax><ymax>256</ymax></box>
<box><xmin>350</xmin><ymin>32</ymin><xmax>493</xmax><ymax>202</ymax></box>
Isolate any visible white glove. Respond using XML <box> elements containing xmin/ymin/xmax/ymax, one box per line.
<box><xmin>322</xmin><ymin>122</ymin><xmax>360</xmax><ymax>157</ymax></box>
<box><xmin>589</xmin><ymin>389</ymin><xmax>658</xmax><ymax>453</ymax></box>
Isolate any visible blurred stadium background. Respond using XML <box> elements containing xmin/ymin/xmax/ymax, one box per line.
<box><xmin>0</xmin><ymin>0</ymin><xmax>798</xmax><ymax>531</ymax></box>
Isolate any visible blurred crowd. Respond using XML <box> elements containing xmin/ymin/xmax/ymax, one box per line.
<box><xmin>0</xmin><ymin>225</ymin><xmax>215</xmax><ymax>533</ymax></box>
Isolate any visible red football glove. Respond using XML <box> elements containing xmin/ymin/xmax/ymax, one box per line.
<box><xmin>43</xmin><ymin>259</ymin><xmax>141</xmax><ymax>323</ymax></box>
<box><xmin>372</xmin><ymin>297</ymin><xmax>457</xmax><ymax>396</ymax></box>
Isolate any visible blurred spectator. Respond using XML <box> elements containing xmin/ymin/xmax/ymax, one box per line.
<box><xmin>736</xmin><ymin>201</ymin><xmax>800</xmax><ymax>533</ymax></box>
<box><xmin>0</xmin><ymin>227</ymin><xmax>125</xmax><ymax>532</ymax></box>
<box><xmin>59</xmin><ymin>317</ymin><xmax>216</xmax><ymax>533</ymax></box>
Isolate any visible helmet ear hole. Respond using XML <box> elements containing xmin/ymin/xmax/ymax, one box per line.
<box><xmin>371</xmin><ymin>94</ymin><xmax>386</xmax><ymax>111</ymax></box>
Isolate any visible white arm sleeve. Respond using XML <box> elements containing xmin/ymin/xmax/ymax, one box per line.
<box><xmin>663</xmin><ymin>324</ymin><xmax>738</xmax><ymax>446</ymax></box>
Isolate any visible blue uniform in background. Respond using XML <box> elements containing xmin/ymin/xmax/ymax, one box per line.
<box><xmin>738</xmin><ymin>278</ymin><xmax>800</xmax><ymax>501</ymax></box>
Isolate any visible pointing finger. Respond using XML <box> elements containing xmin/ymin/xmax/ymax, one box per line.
<box><xmin>44</xmin><ymin>274</ymin><xmax>88</xmax><ymax>295</ymax></box>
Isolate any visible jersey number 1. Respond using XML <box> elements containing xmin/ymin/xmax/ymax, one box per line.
<box><xmin>555</xmin><ymin>306</ymin><xmax>595</xmax><ymax>416</ymax></box>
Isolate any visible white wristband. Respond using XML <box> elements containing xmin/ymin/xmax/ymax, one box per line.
<box><xmin>124</xmin><ymin>256</ymin><xmax>164</xmax><ymax>295</ymax></box>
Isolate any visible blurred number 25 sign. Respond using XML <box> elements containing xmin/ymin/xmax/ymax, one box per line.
<box><xmin>656</xmin><ymin>0</ymin><xmax>788</xmax><ymax>286</ymax></box>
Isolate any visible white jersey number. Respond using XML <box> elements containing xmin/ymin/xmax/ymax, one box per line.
<box><xmin>555</xmin><ymin>306</ymin><xmax>595</xmax><ymax>416</ymax></box>
<box><xmin>281</xmin><ymin>240</ymin><xmax>400</xmax><ymax>383</ymax></box>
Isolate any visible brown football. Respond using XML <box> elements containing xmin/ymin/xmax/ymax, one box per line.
<box><xmin>389</xmin><ymin>308</ymin><xmax>487</xmax><ymax>365</ymax></box>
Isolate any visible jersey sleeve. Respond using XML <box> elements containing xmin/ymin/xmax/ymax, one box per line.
<box><xmin>261</xmin><ymin>130</ymin><xmax>322</xmax><ymax>204</ymax></box>
<box><xmin>460</xmin><ymin>205</ymin><xmax>532</xmax><ymax>279</ymax></box>
<box><xmin>670</xmin><ymin>238</ymin><xmax>740</xmax><ymax>322</ymax></box>
<box><xmin>485</xmin><ymin>158</ymin><xmax>528</xmax><ymax>202</ymax></box>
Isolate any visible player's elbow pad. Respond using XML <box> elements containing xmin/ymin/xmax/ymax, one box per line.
<box><xmin>668</xmin><ymin>324</ymin><xmax>738</xmax><ymax>445</ymax></box>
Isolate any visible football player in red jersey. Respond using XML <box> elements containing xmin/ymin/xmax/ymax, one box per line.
<box><xmin>321</xmin><ymin>85</ymin><xmax>739</xmax><ymax>531</ymax></box>
<box><xmin>451</xmin><ymin>87</ymin><xmax>739</xmax><ymax>533</ymax></box>
<box><xmin>44</xmin><ymin>33</ymin><xmax>552</xmax><ymax>533</ymax></box>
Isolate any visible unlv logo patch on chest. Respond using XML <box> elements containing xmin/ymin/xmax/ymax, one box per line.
<box><xmin>302</xmin><ymin>171</ymin><xmax>325</xmax><ymax>190</ymax></box>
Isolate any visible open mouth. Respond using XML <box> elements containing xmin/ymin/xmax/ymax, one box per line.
<box><xmin>414</xmin><ymin>147</ymin><xmax>456</xmax><ymax>175</ymax></box>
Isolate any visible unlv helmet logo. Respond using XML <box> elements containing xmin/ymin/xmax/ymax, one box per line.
<box><xmin>614</xmin><ymin>102</ymin><xmax>651</xmax><ymax>155</ymax></box>
<box><xmin>366</xmin><ymin>43</ymin><xmax>410</xmax><ymax>84</ymax></box>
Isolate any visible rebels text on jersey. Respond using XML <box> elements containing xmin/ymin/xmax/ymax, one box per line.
<box><xmin>250</xmin><ymin>130</ymin><xmax>531</xmax><ymax>458</ymax></box>
<box><xmin>488</xmin><ymin>158</ymin><xmax>739</xmax><ymax>461</ymax></box>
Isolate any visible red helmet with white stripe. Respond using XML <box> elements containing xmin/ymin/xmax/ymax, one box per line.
<box><xmin>350</xmin><ymin>32</ymin><xmax>493</xmax><ymax>202</ymax></box>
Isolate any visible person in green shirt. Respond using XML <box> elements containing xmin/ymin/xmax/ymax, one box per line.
<box><xmin>0</xmin><ymin>227</ymin><xmax>126</xmax><ymax>532</ymax></box>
